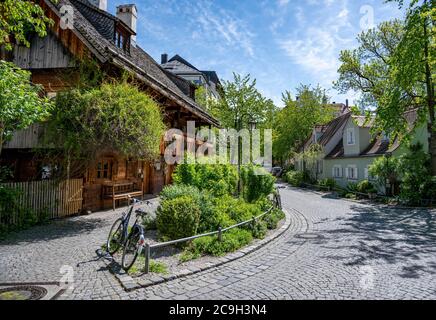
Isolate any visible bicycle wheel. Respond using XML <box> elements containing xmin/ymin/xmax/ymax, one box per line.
<box><xmin>121</xmin><ymin>230</ymin><xmax>141</xmax><ymax>271</ymax></box>
<box><xmin>107</xmin><ymin>218</ymin><xmax>124</xmax><ymax>255</ymax></box>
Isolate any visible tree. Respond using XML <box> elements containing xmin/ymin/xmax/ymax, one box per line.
<box><xmin>273</xmin><ymin>84</ymin><xmax>335</xmax><ymax>164</ymax></box>
<box><xmin>335</xmin><ymin>0</ymin><xmax>435</xmax><ymax>174</ymax></box>
<box><xmin>210</xmin><ymin>73</ymin><xmax>277</xmax><ymax>129</ymax></box>
<box><xmin>0</xmin><ymin>0</ymin><xmax>55</xmax><ymax>51</ymax></box>
<box><xmin>46</xmin><ymin>81</ymin><xmax>166</xmax><ymax>176</ymax></box>
<box><xmin>0</xmin><ymin>60</ymin><xmax>52</xmax><ymax>155</ymax></box>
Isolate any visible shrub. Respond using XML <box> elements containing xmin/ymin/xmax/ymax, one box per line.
<box><xmin>263</xmin><ymin>208</ymin><xmax>285</xmax><ymax>230</ymax></box>
<box><xmin>160</xmin><ymin>184</ymin><xmax>216</xmax><ymax>233</ymax></box>
<box><xmin>285</xmin><ymin>170</ymin><xmax>306</xmax><ymax>187</ymax></box>
<box><xmin>142</xmin><ymin>215</ymin><xmax>157</xmax><ymax>230</ymax></box>
<box><xmin>156</xmin><ymin>196</ymin><xmax>201</xmax><ymax>241</ymax></box>
<box><xmin>240</xmin><ymin>164</ymin><xmax>276</xmax><ymax>203</ymax></box>
<box><xmin>397</xmin><ymin>143</ymin><xmax>432</xmax><ymax>205</ymax></box>
<box><xmin>160</xmin><ymin>184</ymin><xmax>201</xmax><ymax>201</ymax></box>
<box><xmin>0</xmin><ymin>186</ymin><xmax>48</xmax><ymax>238</ymax></box>
<box><xmin>172</xmin><ymin>159</ymin><xmax>238</xmax><ymax>197</ymax></box>
<box><xmin>356</xmin><ymin>180</ymin><xmax>377</xmax><ymax>194</ymax></box>
<box><xmin>317</xmin><ymin>178</ymin><xmax>337</xmax><ymax>190</ymax></box>
<box><xmin>252</xmin><ymin>220</ymin><xmax>268</xmax><ymax>239</ymax></box>
<box><xmin>187</xmin><ymin>228</ymin><xmax>253</xmax><ymax>257</ymax></box>
<box><xmin>346</xmin><ymin>182</ymin><xmax>359</xmax><ymax>193</ymax></box>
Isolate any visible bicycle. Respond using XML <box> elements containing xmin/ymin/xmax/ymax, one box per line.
<box><xmin>106</xmin><ymin>196</ymin><xmax>150</xmax><ymax>256</ymax></box>
<box><xmin>121</xmin><ymin>206</ymin><xmax>150</xmax><ymax>271</ymax></box>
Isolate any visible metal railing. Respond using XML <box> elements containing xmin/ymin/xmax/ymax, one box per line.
<box><xmin>143</xmin><ymin>188</ymin><xmax>282</xmax><ymax>274</ymax></box>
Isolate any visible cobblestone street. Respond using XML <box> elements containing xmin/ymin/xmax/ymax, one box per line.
<box><xmin>1</xmin><ymin>185</ymin><xmax>435</xmax><ymax>300</ymax></box>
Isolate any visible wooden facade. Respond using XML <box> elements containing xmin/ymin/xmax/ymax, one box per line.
<box><xmin>1</xmin><ymin>0</ymin><xmax>218</xmax><ymax>212</ymax></box>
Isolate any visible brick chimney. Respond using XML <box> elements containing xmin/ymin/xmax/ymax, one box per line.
<box><xmin>88</xmin><ymin>0</ymin><xmax>107</xmax><ymax>11</ymax></box>
<box><xmin>116</xmin><ymin>4</ymin><xmax>137</xmax><ymax>45</ymax></box>
<box><xmin>161</xmin><ymin>53</ymin><xmax>168</xmax><ymax>64</ymax></box>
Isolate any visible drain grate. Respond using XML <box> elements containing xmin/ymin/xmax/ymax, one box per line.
<box><xmin>0</xmin><ymin>285</ymin><xmax>48</xmax><ymax>300</ymax></box>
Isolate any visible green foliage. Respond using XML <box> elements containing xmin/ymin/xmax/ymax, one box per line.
<box><xmin>317</xmin><ymin>178</ymin><xmax>337</xmax><ymax>190</ymax></box>
<box><xmin>149</xmin><ymin>261</ymin><xmax>169</xmax><ymax>275</ymax></box>
<box><xmin>172</xmin><ymin>160</ymin><xmax>238</xmax><ymax>197</ymax></box>
<box><xmin>240</xmin><ymin>164</ymin><xmax>276</xmax><ymax>203</ymax></box>
<box><xmin>335</xmin><ymin>4</ymin><xmax>435</xmax><ymax>174</ymax></box>
<box><xmin>209</xmin><ymin>73</ymin><xmax>277</xmax><ymax>130</ymax></box>
<box><xmin>0</xmin><ymin>61</ymin><xmax>52</xmax><ymax>155</ymax></box>
<box><xmin>356</xmin><ymin>180</ymin><xmax>377</xmax><ymax>194</ymax></box>
<box><xmin>186</xmin><ymin>228</ymin><xmax>253</xmax><ymax>257</ymax></box>
<box><xmin>46</xmin><ymin>81</ymin><xmax>166</xmax><ymax>173</ymax></box>
<box><xmin>285</xmin><ymin>170</ymin><xmax>307</xmax><ymax>187</ymax></box>
<box><xmin>142</xmin><ymin>215</ymin><xmax>157</xmax><ymax>231</ymax></box>
<box><xmin>251</xmin><ymin>220</ymin><xmax>268</xmax><ymax>239</ymax></box>
<box><xmin>397</xmin><ymin>143</ymin><xmax>432</xmax><ymax>204</ymax></box>
<box><xmin>346</xmin><ymin>182</ymin><xmax>359</xmax><ymax>193</ymax></box>
<box><xmin>0</xmin><ymin>186</ymin><xmax>49</xmax><ymax>238</ymax></box>
<box><xmin>263</xmin><ymin>208</ymin><xmax>285</xmax><ymax>230</ymax></box>
<box><xmin>160</xmin><ymin>184</ymin><xmax>216</xmax><ymax>233</ymax></box>
<box><xmin>0</xmin><ymin>0</ymin><xmax>55</xmax><ymax>51</ymax></box>
<box><xmin>295</xmin><ymin>144</ymin><xmax>324</xmax><ymax>181</ymax></box>
<box><xmin>369</xmin><ymin>155</ymin><xmax>400</xmax><ymax>189</ymax></box>
<box><xmin>156</xmin><ymin>196</ymin><xmax>201</xmax><ymax>241</ymax></box>
<box><xmin>273</xmin><ymin>84</ymin><xmax>335</xmax><ymax>163</ymax></box>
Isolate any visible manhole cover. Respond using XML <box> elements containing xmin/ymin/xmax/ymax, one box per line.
<box><xmin>0</xmin><ymin>286</ymin><xmax>48</xmax><ymax>300</ymax></box>
<box><xmin>295</xmin><ymin>233</ymin><xmax>323</xmax><ymax>240</ymax></box>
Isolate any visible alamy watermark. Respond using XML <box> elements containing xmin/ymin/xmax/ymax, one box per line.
<box><xmin>164</xmin><ymin>121</ymin><xmax>272</xmax><ymax>174</ymax></box>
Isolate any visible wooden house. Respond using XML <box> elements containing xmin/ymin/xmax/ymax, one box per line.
<box><xmin>0</xmin><ymin>0</ymin><xmax>219</xmax><ymax>212</ymax></box>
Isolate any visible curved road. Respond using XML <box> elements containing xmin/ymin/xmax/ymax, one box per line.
<box><xmin>1</xmin><ymin>185</ymin><xmax>435</xmax><ymax>299</ymax></box>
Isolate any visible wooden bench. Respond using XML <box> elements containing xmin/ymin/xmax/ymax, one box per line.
<box><xmin>102</xmin><ymin>182</ymin><xmax>143</xmax><ymax>210</ymax></box>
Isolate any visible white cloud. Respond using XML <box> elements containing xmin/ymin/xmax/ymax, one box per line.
<box><xmin>189</xmin><ymin>1</ymin><xmax>255</xmax><ymax>57</ymax></box>
<box><xmin>277</xmin><ymin>0</ymin><xmax>354</xmax><ymax>88</ymax></box>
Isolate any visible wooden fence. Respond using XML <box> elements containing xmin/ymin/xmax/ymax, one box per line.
<box><xmin>0</xmin><ymin>179</ymin><xmax>83</xmax><ymax>224</ymax></box>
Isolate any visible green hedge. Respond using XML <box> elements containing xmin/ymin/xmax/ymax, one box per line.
<box><xmin>156</xmin><ymin>195</ymin><xmax>201</xmax><ymax>241</ymax></box>
<box><xmin>172</xmin><ymin>160</ymin><xmax>238</xmax><ymax>197</ymax></box>
<box><xmin>240</xmin><ymin>164</ymin><xmax>276</xmax><ymax>203</ymax></box>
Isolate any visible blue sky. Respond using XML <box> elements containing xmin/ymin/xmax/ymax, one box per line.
<box><xmin>107</xmin><ymin>0</ymin><xmax>404</xmax><ymax>107</ymax></box>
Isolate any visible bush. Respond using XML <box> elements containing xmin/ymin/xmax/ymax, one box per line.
<box><xmin>160</xmin><ymin>184</ymin><xmax>216</xmax><ymax>233</ymax></box>
<box><xmin>156</xmin><ymin>196</ymin><xmax>201</xmax><ymax>241</ymax></box>
<box><xmin>317</xmin><ymin>178</ymin><xmax>337</xmax><ymax>190</ymax></box>
<box><xmin>240</xmin><ymin>164</ymin><xmax>276</xmax><ymax>203</ymax></box>
<box><xmin>397</xmin><ymin>144</ymin><xmax>432</xmax><ymax>205</ymax></box>
<box><xmin>285</xmin><ymin>170</ymin><xmax>306</xmax><ymax>187</ymax></box>
<box><xmin>346</xmin><ymin>182</ymin><xmax>359</xmax><ymax>193</ymax></box>
<box><xmin>187</xmin><ymin>228</ymin><xmax>253</xmax><ymax>257</ymax></box>
<box><xmin>252</xmin><ymin>220</ymin><xmax>268</xmax><ymax>239</ymax></box>
<box><xmin>356</xmin><ymin>180</ymin><xmax>377</xmax><ymax>194</ymax></box>
<box><xmin>263</xmin><ymin>208</ymin><xmax>285</xmax><ymax>230</ymax></box>
<box><xmin>172</xmin><ymin>160</ymin><xmax>238</xmax><ymax>197</ymax></box>
<box><xmin>0</xmin><ymin>186</ymin><xmax>48</xmax><ymax>238</ymax></box>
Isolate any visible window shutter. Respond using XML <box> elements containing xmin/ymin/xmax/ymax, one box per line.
<box><xmin>355</xmin><ymin>168</ymin><xmax>358</xmax><ymax>179</ymax></box>
<box><xmin>345</xmin><ymin>167</ymin><xmax>349</xmax><ymax>178</ymax></box>
<box><xmin>364</xmin><ymin>168</ymin><xmax>368</xmax><ymax>180</ymax></box>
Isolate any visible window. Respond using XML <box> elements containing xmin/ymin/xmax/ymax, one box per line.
<box><xmin>333</xmin><ymin>165</ymin><xmax>342</xmax><ymax>178</ymax></box>
<box><xmin>346</xmin><ymin>166</ymin><xmax>358</xmax><ymax>180</ymax></box>
<box><xmin>96</xmin><ymin>159</ymin><xmax>113</xmax><ymax>180</ymax></box>
<box><xmin>317</xmin><ymin>160</ymin><xmax>323</xmax><ymax>174</ymax></box>
<box><xmin>346</xmin><ymin>128</ymin><xmax>355</xmax><ymax>145</ymax></box>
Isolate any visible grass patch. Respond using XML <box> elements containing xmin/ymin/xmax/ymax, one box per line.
<box><xmin>127</xmin><ymin>256</ymin><xmax>168</xmax><ymax>275</ymax></box>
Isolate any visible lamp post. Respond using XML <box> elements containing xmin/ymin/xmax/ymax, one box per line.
<box><xmin>235</xmin><ymin>115</ymin><xmax>257</xmax><ymax>197</ymax></box>
<box><xmin>385</xmin><ymin>152</ymin><xmax>392</xmax><ymax>196</ymax></box>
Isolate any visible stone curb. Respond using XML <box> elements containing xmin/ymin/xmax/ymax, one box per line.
<box><xmin>109</xmin><ymin>208</ymin><xmax>293</xmax><ymax>292</ymax></box>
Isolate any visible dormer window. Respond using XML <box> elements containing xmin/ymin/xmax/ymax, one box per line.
<box><xmin>346</xmin><ymin>128</ymin><xmax>355</xmax><ymax>145</ymax></box>
<box><xmin>114</xmin><ymin>29</ymin><xmax>131</xmax><ymax>53</ymax></box>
